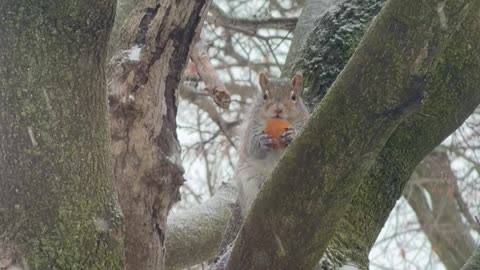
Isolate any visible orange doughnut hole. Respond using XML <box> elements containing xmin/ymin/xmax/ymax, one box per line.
<box><xmin>264</xmin><ymin>118</ymin><xmax>290</xmax><ymax>148</ymax></box>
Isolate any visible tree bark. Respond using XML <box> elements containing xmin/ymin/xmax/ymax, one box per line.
<box><xmin>225</xmin><ymin>0</ymin><xmax>450</xmax><ymax>267</ymax></box>
<box><xmin>462</xmin><ymin>246</ymin><xmax>480</xmax><ymax>270</ymax></box>
<box><xmin>289</xmin><ymin>0</ymin><xmax>385</xmax><ymax>106</ymax></box>
<box><xmin>320</xmin><ymin>1</ymin><xmax>480</xmax><ymax>268</ymax></box>
<box><xmin>0</xmin><ymin>1</ymin><xmax>122</xmax><ymax>269</ymax></box>
<box><xmin>108</xmin><ymin>1</ymin><xmax>211</xmax><ymax>270</ymax></box>
<box><xmin>283</xmin><ymin>0</ymin><xmax>340</xmax><ymax>75</ymax></box>
<box><xmin>108</xmin><ymin>0</ymin><xmax>138</xmax><ymax>56</ymax></box>
<box><xmin>164</xmin><ymin>0</ymin><xmax>480</xmax><ymax>269</ymax></box>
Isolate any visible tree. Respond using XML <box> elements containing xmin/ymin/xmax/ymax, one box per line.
<box><xmin>0</xmin><ymin>0</ymin><xmax>210</xmax><ymax>269</ymax></box>
<box><xmin>0</xmin><ymin>1</ymin><xmax>122</xmax><ymax>269</ymax></box>
<box><xmin>108</xmin><ymin>0</ymin><xmax>210</xmax><ymax>269</ymax></box>
<box><xmin>2</xmin><ymin>0</ymin><xmax>480</xmax><ymax>269</ymax></box>
<box><xmin>165</xmin><ymin>0</ymin><xmax>480</xmax><ymax>269</ymax></box>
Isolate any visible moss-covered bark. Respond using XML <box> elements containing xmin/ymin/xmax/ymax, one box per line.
<box><xmin>282</xmin><ymin>0</ymin><xmax>480</xmax><ymax>268</ymax></box>
<box><xmin>225</xmin><ymin>0</ymin><xmax>454</xmax><ymax>268</ymax></box>
<box><xmin>289</xmin><ymin>0</ymin><xmax>386</xmax><ymax>107</ymax></box>
<box><xmin>323</xmin><ymin>1</ymin><xmax>480</xmax><ymax>268</ymax></box>
<box><xmin>282</xmin><ymin>0</ymin><xmax>337</xmax><ymax>75</ymax></box>
<box><xmin>462</xmin><ymin>246</ymin><xmax>480</xmax><ymax>270</ymax></box>
<box><xmin>0</xmin><ymin>1</ymin><xmax>123</xmax><ymax>269</ymax></box>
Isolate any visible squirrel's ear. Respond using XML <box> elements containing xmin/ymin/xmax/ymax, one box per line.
<box><xmin>291</xmin><ymin>72</ymin><xmax>303</xmax><ymax>96</ymax></box>
<box><xmin>259</xmin><ymin>72</ymin><xmax>269</xmax><ymax>93</ymax></box>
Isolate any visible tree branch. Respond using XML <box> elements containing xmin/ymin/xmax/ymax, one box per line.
<box><xmin>190</xmin><ymin>40</ymin><xmax>231</xmax><ymax>109</ymax></box>
<box><xmin>207</xmin><ymin>3</ymin><xmax>298</xmax><ymax>32</ymax></box>
<box><xmin>165</xmin><ymin>184</ymin><xmax>237</xmax><ymax>270</ymax></box>
<box><xmin>164</xmin><ymin>0</ymin><xmax>480</xmax><ymax>268</ymax></box>
<box><xmin>225</xmin><ymin>0</ymin><xmax>447</xmax><ymax>267</ymax></box>
<box><xmin>321</xmin><ymin>1</ymin><xmax>480</xmax><ymax>268</ymax></box>
<box><xmin>283</xmin><ymin>0</ymin><xmax>338</xmax><ymax>75</ymax></box>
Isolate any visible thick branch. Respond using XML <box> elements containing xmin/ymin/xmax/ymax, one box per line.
<box><xmin>165</xmin><ymin>0</ymin><xmax>480</xmax><ymax>268</ymax></box>
<box><xmin>165</xmin><ymin>184</ymin><xmax>237</xmax><ymax>270</ymax></box>
<box><xmin>323</xmin><ymin>1</ymin><xmax>480</xmax><ymax>268</ymax></box>
<box><xmin>283</xmin><ymin>0</ymin><xmax>338</xmax><ymax>74</ymax></box>
<box><xmin>225</xmin><ymin>0</ymin><xmax>444</xmax><ymax>267</ymax></box>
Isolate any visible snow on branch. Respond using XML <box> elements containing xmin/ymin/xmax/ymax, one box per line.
<box><xmin>207</xmin><ymin>3</ymin><xmax>297</xmax><ymax>32</ymax></box>
<box><xmin>165</xmin><ymin>183</ymin><xmax>237</xmax><ymax>270</ymax></box>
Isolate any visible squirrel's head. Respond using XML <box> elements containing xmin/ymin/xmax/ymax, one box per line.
<box><xmin>257</xmin><ymin>72</ymin><xmax>304</xmax><ymax>121</ymax></box>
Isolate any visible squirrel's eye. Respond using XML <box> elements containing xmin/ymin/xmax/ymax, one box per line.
<box><xmin>291</xmin><ymin>94</ymin><xmax>297</xmax><ymax>101</ymax></box>
<box><xmin>263</xmin><ymin>94</ymin><xmax>268</xmax><ymax>100</ymax></box>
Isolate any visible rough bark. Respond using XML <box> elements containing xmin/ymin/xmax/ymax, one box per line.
<box><xmin>107</xmin><ymin>1</ymin><xmax>211</xmax><ymax>270</ymax></box>
<box><xmin>282</xmin><ymin>0</ymin><xmax>339</xmax><ymax>75</ymax></box>
<box><xmin>108</xmin><ymin>0</ymin><xmax>138</xmax><ymax>56</ymax></box>
<box><xmin>225</xmin><ymin>0</ymin><xmax>449</xmax><ymax>267</ymax></box>
<box><xmin>405</xmin><ymin>152</ymin><xmax>475</xmax><ymax>270</ymax></box>
<box><xmin>321</xmin><ymin>1</ymin><xmax>480</xmax><ymax>268</ymax></box>
<box><xmin>289</xmin><ymin>0</ymin><xmax>385</xmax><ymax>106</ymax></box>
<box><xmin>462</xmin><ymin>246</ymin><xmax>480</xmax><ymax>270</ymax></box>
<box><xmin>165</xmin><ymin>0</ymin><xmax>480</xmax><ymax>268</ymax></box>
<box><xmin>0</xmin><ymin>1</ymin><xmax>122</xmax><ymax>269</ymax></box>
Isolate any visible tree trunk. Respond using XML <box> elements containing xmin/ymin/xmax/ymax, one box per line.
<box><xmin>0</xmin><ymin>1</ymin><xmax>122</xmax><ymax>269</ymax></box>
<box><xmin>108</xmin><ymin>1</ymin><xmax>211</xmax><ymax>269</ymax></box>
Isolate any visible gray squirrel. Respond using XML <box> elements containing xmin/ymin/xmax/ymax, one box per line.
<box><xmin>235</xmin><ymin>72</ymin><xmax>310</xmax><ymax>214</ymax></box>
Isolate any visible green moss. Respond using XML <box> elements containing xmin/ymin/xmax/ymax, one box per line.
<box><xmin>0</xmin><ymin>1</ymin><xmax>123</xmax><ymax>269</ymax></box>
<box><xmin>291</xmin><ymin>0</ymin><xmax>386</xmax><ymax>108</ymax></box>
<box><xmin>321</xmin><ymin>0</ymin><xmax>480</xmax><ymax>268</ymax></box>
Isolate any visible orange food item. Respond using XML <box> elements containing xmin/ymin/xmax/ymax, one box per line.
<box><xmin>264</xmin><ymin>118</ymin><xmax>290</xmax><ymax>148</ymax></box>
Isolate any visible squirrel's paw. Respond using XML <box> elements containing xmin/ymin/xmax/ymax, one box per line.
<box><xmin>280</xmin><ymin>127</ymin><xmax>297</xmax><ymax>146</ymax></box>
<box><xmin>258</xmin><ymin>133</ymin><xmax>276</xmax><ymax>150</ymax></box>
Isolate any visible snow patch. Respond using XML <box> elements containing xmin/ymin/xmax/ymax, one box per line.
<box><xmin>339</xmin><ymin>264</ymin><xmax>359</xmax><ymax>270</ymax></box>
<box><xmin>127</xmin><ymin>45</ymin><xmax>142</xmax><ymax>61</ymax></box>
<box><xmin>27</xmin><ymin>127</ymin><xmax>37</xmax><ymax>147</ymax></box>
<box><xmin>437</xmin><ymin>2</ymin><xmax>448</xmax><ymax>30</ymax></box>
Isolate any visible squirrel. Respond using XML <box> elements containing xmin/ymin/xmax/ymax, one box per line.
<box><xmin>234</xmin><ymin>72</ymin><xmax>310</xmax><ymax>215</ymax></box>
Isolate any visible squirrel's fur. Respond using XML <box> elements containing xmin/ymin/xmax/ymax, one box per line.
<box><xmin>235</xmin><ymin>72</ymin><xmax>309</xmax><ymax>214</ymax></box>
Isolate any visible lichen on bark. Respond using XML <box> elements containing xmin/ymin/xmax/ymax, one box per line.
<box><xmin>319</xmin><ymin>0</ymin><xmax>480</xmax><ymax>268</ymax></box>
<box><xmin>289</xmin><ymin>0</ymin><xmax>386</xmax><ymax>107</ymax></box>
<box><xmin>0</xmin><ymin>1</ymin><xmax>123</xmax><ymax>269</ymax></box>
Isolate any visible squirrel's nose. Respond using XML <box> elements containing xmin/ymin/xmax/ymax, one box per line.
<box><xmin>274</xmin><ymin>109</ymin><xmax>283</xmax><ymax>114</ymax></box>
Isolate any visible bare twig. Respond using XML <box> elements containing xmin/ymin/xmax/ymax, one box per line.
<box><xmin>207</xmin><ymin>3</ymin><xmax>298</xmax><ymax>32</ymax></box>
